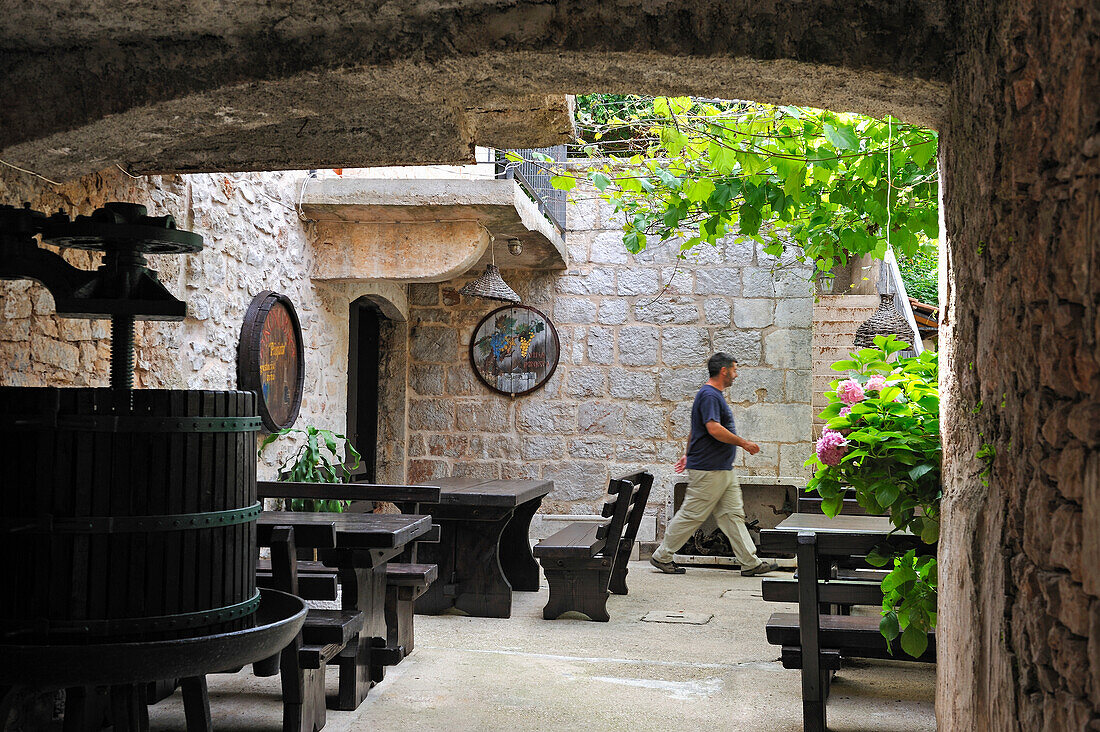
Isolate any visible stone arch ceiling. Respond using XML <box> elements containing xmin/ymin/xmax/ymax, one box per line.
<box><xmin>2</xmin><ymin>1</ymin><xmax>951</xmax><ymax>182</ymax></box>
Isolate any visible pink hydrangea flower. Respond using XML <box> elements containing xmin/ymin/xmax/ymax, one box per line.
<box><xmin>865</xmin><ymin>375</ymin><xmax>887</xmax><ymax>392</ymax></box>
<box><xmin>816</xmin><ymin>429</ymin><xmax>848</xmax><ymax>467</ymax></box>
<box><xmin>836</xmin><ymin>379</ymin><xmax>866</xmax><ymax>405</ymax></box>
<box><xmin>839</xmin><ymin>406</ymin><xmax>852</xmax><ymax>418</ymax></box>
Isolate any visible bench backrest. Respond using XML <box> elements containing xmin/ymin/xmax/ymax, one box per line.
<box><xmin>596</xmin><ymin>472</ymin><xmax>653</xmax><ymax>560</ymax></box>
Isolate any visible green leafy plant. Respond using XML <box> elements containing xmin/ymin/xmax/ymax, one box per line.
<box><xmin>805</xmin><ymin>335</ymin><xmax>941</xmax><ymax>657</ymax></box>
<box><xmin>977</xmin><ymin>442</ymin><xmax>996</xmax><ymax>487</ymax></box>
<box><xmin>543</xmin><ymin>96</ymin><xmax>939</xmax><ymax>278</ymax></box>
<box><xmin>259</xmin><ymin>425</ymin><xmax>362</xmax><ymax>512</ymax></box>
<box><xmin>878</xmin><ymin>549</ymin><xmax>937</xmax><ymax>658</ymax></box>
<box><xmin>896</xmin><ymin>245</ymin><xmax>938</xmax><ymax>305</ymax></box>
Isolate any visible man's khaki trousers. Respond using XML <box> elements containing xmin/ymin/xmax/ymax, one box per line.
<box><xmin>651</xmin><ymin>469</ymin><xmax>762</xmax><ymax>568</ymax></box>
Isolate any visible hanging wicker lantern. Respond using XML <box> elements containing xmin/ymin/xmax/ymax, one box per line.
<box><xmin>459</xmin><ymin>263</ymin><xmax>520</xmax><ymax>303</ymax></box>
<box><xmin>854</xmin><ymin>293</ymin><xmax>916</xmax><ymax>349</ymax></box>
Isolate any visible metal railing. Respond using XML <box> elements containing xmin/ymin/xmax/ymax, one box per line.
<box><xmin>498</xmin><ymin>147</ymin><xmax>567</xmax><ymax>234</ymax></box>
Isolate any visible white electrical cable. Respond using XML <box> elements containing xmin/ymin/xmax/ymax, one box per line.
<box><xmin>886</xmin><ymin>117</ymin><xmax>892</xmax><ymax>249</ymax></box>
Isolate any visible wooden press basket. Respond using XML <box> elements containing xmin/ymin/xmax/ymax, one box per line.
<box><xmin>0</xmin><ymin>387</ymin><xmax>261</xmax><ymax>642</ymax></box>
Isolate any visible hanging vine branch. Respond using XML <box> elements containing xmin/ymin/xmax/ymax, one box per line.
<box><xmin>517</xmin><ymin>95</ymin><xmax>939</xmax><ymax>277</ymax></box>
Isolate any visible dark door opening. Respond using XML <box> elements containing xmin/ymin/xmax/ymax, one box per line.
<box><xmin>348</xmin><ymin>298</ymin><xmax>382</xmax><ymax>482</ymax></box>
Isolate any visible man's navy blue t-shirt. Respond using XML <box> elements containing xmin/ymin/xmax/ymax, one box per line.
<box><xmin>685</xmin><ymin>384</ymin><xmax>736</xmax><ymax>471</ymax></box>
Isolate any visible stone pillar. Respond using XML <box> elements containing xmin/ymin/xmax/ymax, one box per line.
<box><xmin>938</xmin><ymin>0</ymin><xmax>1100</xmax><ymax>727</ymax></box>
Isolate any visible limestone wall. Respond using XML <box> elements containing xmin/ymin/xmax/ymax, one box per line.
<box><xmin>0</xmin><ymin>167</ymin><xmax>365</xmax><ymax>480</ymax></box>
<box><xmin>402</xmin><ymin>186</ymin><xmax>815</xmax><ymax>517</ymax></box>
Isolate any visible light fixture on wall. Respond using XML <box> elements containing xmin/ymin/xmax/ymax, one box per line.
<box><xmin>459</xmin><ymin>235</ymin><xmax>520</xmax><ymax>303</ymax></box>
<box><xmin>507</xmin><ymin>237</ymin><xmax>522</xmax><ymax>256</ymax></box>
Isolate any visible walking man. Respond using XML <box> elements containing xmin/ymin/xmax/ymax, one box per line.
<box><xmin>649</xmin><ymin>352</ymin><xmax>780</xmax><ymax>576</ymax></box>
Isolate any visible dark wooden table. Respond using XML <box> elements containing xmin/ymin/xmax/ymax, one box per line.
<box><xmin>760</xmin><ymin>513</ymin><xmax>924</xmax><ymax>732</ymax></box>
<box><xmin>407</xmin><ymin>478</ymin><xmax>553</xmax><ymax>618</ymax></box>
<box><xmin>760</xmin><ymin>513</ymin><xmax>919</xmax><ymax>558</ymax></box>
<box><xmin>257</xmin><ymin>511</ymin><xmax>432</xmax><ymax>711</ymax></box>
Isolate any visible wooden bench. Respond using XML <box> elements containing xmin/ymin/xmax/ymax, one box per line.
<box><xmin>763</xmin><ymin>531</ymin><xmax>935</xmax><ymax>732</ymax></box>
<box><xmin>534</xmin><ymin>472</ymin><xmax>652</xmax><ymax>622</ymax></box>
<box><xmin>385</xmin><ymin>563</ymin><xmax>438</xmax><ymax>655</ymax></box>
<box><xmin>262</xmin><ymin>524</ymin><xmax>364</xmax><ymax>732</ymax></box>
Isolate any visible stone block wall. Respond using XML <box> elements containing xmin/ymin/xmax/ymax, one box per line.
<box><xmin>403</xmin><ymin>185</ymin><xmax>815</xmax><ymax>517</ymax></box>
<box><xmin>0</xmin><ymin>168</ymin><xmax>366</xmax><ymax>481</ymax></box>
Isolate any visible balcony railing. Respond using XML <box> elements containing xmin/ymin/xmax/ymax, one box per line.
<box><xmin>498</xmin><ymin>147</ymin><xmax>567</xmax><ymax>234</ymax></box>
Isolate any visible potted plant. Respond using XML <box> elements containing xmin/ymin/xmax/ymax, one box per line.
<box><xmin>805</xmin><ymin>334</ymin><xmax>940</xmax><ymax>658</ymax></box>
<box><xmin>259</xmin><ymin>425</ymin><xmax>362</xmax><ymax>512</ymax></box>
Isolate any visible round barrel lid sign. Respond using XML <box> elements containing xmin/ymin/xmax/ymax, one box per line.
<box><xmin>470</xmin><ymin>305</ymin><xmax>560</xmax><ymax>396</ymax></box>
<box><xmin>238</xmin><ymin>291</ymin><xmax>305</xmax><ymax>432</ymax></box>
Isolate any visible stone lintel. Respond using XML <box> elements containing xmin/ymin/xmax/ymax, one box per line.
<box><xmin>303</xmin><ymin>178</ymin><xmax>567</xmax><ymax>281</ymax></box>
<box><xmin>311</xmin><ymin>219</ymin><xmax>489</xmax><ymax>284</ymax></box>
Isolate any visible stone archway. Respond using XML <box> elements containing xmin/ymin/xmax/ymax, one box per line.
<box><xmin>3</xmin><ymin>2</ymin><xmax>1098</xmax><ymax>727</ymax></box>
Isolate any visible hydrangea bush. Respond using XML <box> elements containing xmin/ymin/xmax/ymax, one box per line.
<box><xmin>805</xmin><ymin>335</ymin><xmax>940</xmax><ymax>657</ymax></box>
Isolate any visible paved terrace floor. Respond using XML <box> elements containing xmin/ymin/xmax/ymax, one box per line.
<box><xmin>149</xmin><ymin>562</ymin><xmax>935</xmax><ymax>731</ymax></box>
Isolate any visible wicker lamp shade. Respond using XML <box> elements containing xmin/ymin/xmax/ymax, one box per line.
<box><xmin>854</xmin><ymin>293</ymin><xmax>916</xmax><ymax>349</ymax></box>
<box><xmin>458</xmin><ymin>263</ymin><xmax>521</xmax><ymax>303</ymax></box>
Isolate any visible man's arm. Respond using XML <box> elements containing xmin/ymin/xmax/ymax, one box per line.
<box><xmin>705</xmin><ymin>420</ymin><xmax>760</xmax><ymax>454</ymax></box>
<box><xmin>674</xmin><ymin>429</ymin><xmax>692</xmax><ymax>473</ymax></box>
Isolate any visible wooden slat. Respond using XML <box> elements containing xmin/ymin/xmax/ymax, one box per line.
<box><xmin>761</xmin><ymin>578</ymin><xmax>883</xmax><ymax>606</ymax></box>
<box><xmin>255</xmin><ymin>573</ymin><xmax>338</xmax><ymax>601</ymax></box>
<box><xmin>765</xmin><ymin>612</ymin><xmax>937</xmax><ymax>662</ymax></box>
<box><xmin>256</xmin><ymin>512</ymin><xmax>432</xmax><ymax>549</ymax></box>
<box><xmin>413</xmin><ymin>477</ymin><xmax>554</xmax><ymax>507</ymax></box>
<box><xmin>302</xmin><ymin>609</ymin><xmax>364</xmax><ymax>646</ymax></box>
<box><xmin>386</xmin><ymin>563</ymin><xmax>438</xmax><ymax>587</ymax></box>
<box><xmin>256</xmin><ymin>518</ymin><xmax>337</xmax><ymax>549</ymax></box>
<box><xmin>257</xmin><ymin>481</ymin><xmax>442</xmax><ymax>504</ymax></box>
<box><xmin>780</xmin><ymin>646</ymin><xmax>843</xmax><ymax>671</ymax></box>
<box><xmin>256</xmin><ymin>559</ymin><xmax>330</xmax><ymax>574</ymax></box>
<box><xmin>835</xmin><ymin>568</ymin><xmax>890</xmax><ymax>582</ymax></box>
<box><xmin>533</xmin><ymin>523</ymin><xmax>604</xmax><ymax>558</ymax></box>
<box><xmin>298</xmin><ymin>643</ymin><xmax>346</xmax><ymax>669</ymax></box>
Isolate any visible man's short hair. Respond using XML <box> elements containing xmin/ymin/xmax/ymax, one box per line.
<box><xmin>707</xmin><ymin>352</ymin><xmax>737</xmax><ymax>377</ymax></box>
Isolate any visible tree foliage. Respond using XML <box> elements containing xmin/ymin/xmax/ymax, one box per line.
<box><xmin>897</xmin><ymin>246</ymin><xmax>939</xmax><ymax>305</ymax></box>
<box><xmin>543</xmin><ymin>97</ymin><xmax>939</xmax><ymax>276</ymax></box>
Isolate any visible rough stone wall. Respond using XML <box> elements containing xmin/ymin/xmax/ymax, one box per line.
<box><xmin>0</xmin><ymin>167</ymin><xmax>363</xmax><ymax>480</ymax></box>
<box><xmin>938</xmin><ymin>0</ymin><xmax>1100</xmax><ymax>728</ymax></box>
<box><xmin>3</xmin><ymin>2</ymin><xmax>950</xmax><ymax>181</ymax></box>
<box><xmin>403</xmin><ymin>186</ymin><xmax>815</xmax><ymax>517</ymax></box>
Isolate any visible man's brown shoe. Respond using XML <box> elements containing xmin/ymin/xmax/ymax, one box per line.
<box><xmin>741</xmin><ymin>560</ymin><xmax>779</xmax><ymax>576</ymax></box>
<box><xmin>649</xmin><ymin>557</ymin><xmax>686</xmax><ymax>574</ymax></box>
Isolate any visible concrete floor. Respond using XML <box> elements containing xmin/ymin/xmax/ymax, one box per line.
<box><xmin>150</xmin><ymin>562</ymin><xmax>935</xmax><ymax>731</ymax></box>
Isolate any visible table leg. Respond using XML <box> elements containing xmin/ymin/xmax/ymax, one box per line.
<box><xmin>335</xmin><ymin>564</ymin><xmax>388</xmax><ymax>711</ymax></box>
<box><xmin>453</xmin><ymin>510</ymin><xmax>514</xmax><ymax>618</ymax></box>
<box><xmin>797</xmin><ymin>532</ymin><xmax>826</xmax><ymax>732</ymax></box>
<box><xmin>108</xmin><ymin>685</ymin><xmax>147</xmax><ymax>732</ymax></box>
<box><xmin>180</xmin><ymin>677</ymin><xmax>212</xmax><ymax>732</ymax></box>
<box><xmin>416</xmin><ymin>508</ymin><xmax>515</xmax><ymax>618</ymax></box>
<box><xmin>499</xmin><ymin>497</ymin><xmax>544</xmax><ymax>591</ymax></box>
<box><xmin>412</xmin><ymin>519</ymin><xmax>457</xmax><ymax>615</ymax></box>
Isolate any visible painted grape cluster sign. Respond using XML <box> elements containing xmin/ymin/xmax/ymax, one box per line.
<box><xmin>470</xmin><ymin>305</ymin><xmax>560</xmax><ymax>396</ymax></box>
<box><xmin>238</xmin><ymin>291</ymin><xmax>305</xmax><ymax>432</ymax></box>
